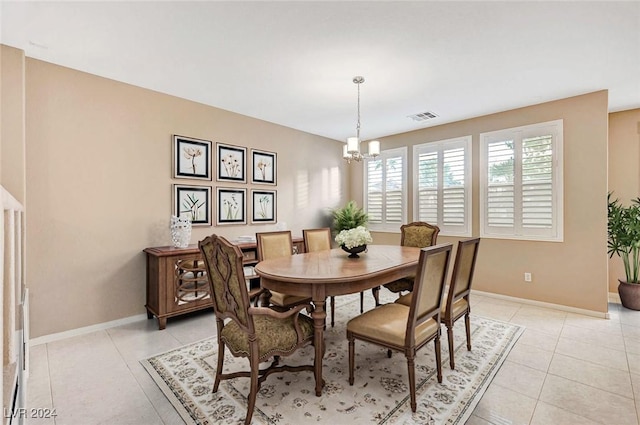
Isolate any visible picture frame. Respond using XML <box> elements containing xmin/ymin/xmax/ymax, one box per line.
<box><xmin>173</xmin><ymin>184</ymin><xmax>212</xmax><ymax>226</ymax></box>
<box><xmin>251</xmin><ymin>149</ymin><xmax>277</xmax><ymax>185</ymax></box>
<box><xmin>216</xmin><ymin>142</ymin><xmax>246</xmax><ymax>183</ymax></box>
<box><xmin>251</xmin><ymin>189</ymin><xmax>277</xmax><ymax>224</ymax></box>
<box><xmin>216</xmin><ymin>187</ymin><xmax>247</xmax><ymax>225</ymax></box>
<box><xmin>173</xmin><ymin>135</ymin><xmax>212</xmax><ymax>180</ymax></box>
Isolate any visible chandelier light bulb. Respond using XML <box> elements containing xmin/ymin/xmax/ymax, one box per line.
<box><xmin>347</xmin><ymin>137</ymin><xmax>360</xmax><ymax>154</ymax></box>
<box><xmin>368</xmin><ymin>140</ymin><xmax>380</xmax><ymax>156</ymax></box>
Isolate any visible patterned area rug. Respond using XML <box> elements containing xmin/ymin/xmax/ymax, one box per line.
<box><xmin>142</xmin><ymin>294</ymin><xmax>523</xmax><ymax>424</ymax></box>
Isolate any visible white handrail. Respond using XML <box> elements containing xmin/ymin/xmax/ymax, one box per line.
<box><xmin>1</xmin><ymin>185</ymin><xmax>25</xmax><ymax>423</ymax></box>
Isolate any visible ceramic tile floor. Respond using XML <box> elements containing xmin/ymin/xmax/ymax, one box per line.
<box><xmin>25</xmin><ymin>293</ymin><xmax>640</xmax><ymax>425</ymax></box>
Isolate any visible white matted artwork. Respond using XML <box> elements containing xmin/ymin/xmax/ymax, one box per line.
<box><xmin>216</xmin><ymin>142</ymin><xmax>246</xmax><ymax>183</ymax></box>
<box><xmin>251</xmin><ymin>149</ymin><xmax>277</xmax><ymax>185</ymax></box>
<box><xmin>173</xmin><ymin>135</ymin><xmax>212</xmax><ymax>180</ymax></box>
<box><xmin>216</xmin><ymin>187</ymin><xmax>247</xmax><ymax>225</ymax></box>
<box><xmin>251</xmin><ymin>189</ymin><xmax>276</xmax><ymax>224</ymax></box>
<box><xmin>173</xmin><ymin>184</ymin><xmax>212</xmax><ymax>226</ymax></box>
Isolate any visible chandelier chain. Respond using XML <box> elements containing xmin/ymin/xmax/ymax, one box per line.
<box><xmin>356</xmin><ymin>78</ymin><xmax>361</xmax><ymax>140</ymax></box>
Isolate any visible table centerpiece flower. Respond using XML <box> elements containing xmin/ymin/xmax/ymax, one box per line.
<box><xmin>335</xmin><ymin>226</ymin><xmax>373</xmax><ymax>258</ymax></box>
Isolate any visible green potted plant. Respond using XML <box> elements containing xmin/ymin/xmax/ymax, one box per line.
<box><xmin>608</xmin><ymin>192</ymin><xmax>640</xmax><ymax>310</ymax></box>
<box><xmin>332</xmin><ymin>200</ymin><xmax>369</xmax><ymax>232</ymax></box>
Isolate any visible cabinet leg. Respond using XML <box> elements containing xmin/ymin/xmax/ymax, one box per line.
<box><xmin>158</xmin><ymin>317</ymin><xmax>167</xmax><ymax>330</ymax></box>
<box><xmin>147</xmin><ymin>310</ymin><xmax>153</xmax><ymax>319</ymax></box>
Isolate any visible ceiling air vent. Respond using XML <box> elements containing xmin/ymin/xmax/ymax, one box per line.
<box><xmin>407</xmin><ymin>111</ymin><xmax>438</xmax><ymax>122</ymax></box>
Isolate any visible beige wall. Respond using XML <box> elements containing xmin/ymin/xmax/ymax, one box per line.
<box><xmin>354</xmin><ymin>91</ymin><xmax>610</xmax><ymax>314</ymax></box>
<box><xmin>608</xmin><ymin>109</ymin><xmax>640</xmax><ymax>291</ymax></box>
<box><xmin>0</xmin><ymin>45</ymin><xmax>27</xmax><ymax>337</ymax></box>
<box><xmin>1</xmin><ymin>45</ymin><xmax>26</xmax><ymax>203</ymax></box>
<box><xmin>25</xmin><ymin>58</ymin><xmax>347</xmax><ymax>338</ymax></box>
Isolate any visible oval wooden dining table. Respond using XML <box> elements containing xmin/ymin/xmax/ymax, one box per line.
<box><xmin>254</xmin><ymin>244</ymin><xmax>421</xmax><ymax>396</ymax></box>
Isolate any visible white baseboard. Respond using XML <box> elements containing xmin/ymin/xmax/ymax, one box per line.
<box><xmin>30</xmin><ymin>291</ymin><xmax>622</xmax><ymax>346</ymax></box>
<box><xmin>30</xmin><ymin>314</ymin><xmax>148</xmax><ymax>346</ymax></box>
<box><xmin>609</xmin><ymin>291</ymin><xmax>621</xmax><ymax>304</ymax></box>
<box><xmin>472</xmin><ymin>289</ymin><xmax>610</xmax><ymax>319</ymax></box>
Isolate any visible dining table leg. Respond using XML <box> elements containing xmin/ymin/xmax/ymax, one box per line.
<box><xmin>311</xmin><ymin>297</ymin><xmax>326</xmax><ymax>396</ymax></box>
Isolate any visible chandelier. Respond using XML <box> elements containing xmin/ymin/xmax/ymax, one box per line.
<box><xmin>343</xmin><ymin>76</ymin><xmax>381</xmax><ymax>163</ymax></box>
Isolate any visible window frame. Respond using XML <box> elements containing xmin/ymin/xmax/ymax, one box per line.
<box><xmin>363</xmin><ymin>146</ymin><xmax>408</xmax><ymax>233</ymax></box>
<box><xmin>479</xmin><ymin>119</ymin><xmax>564</xmax><ymax>242</ymax></box>
<box><xmin>412</xmin><ymin>136</ymin><xmax>472</xmax><ymax>237</ymax></box>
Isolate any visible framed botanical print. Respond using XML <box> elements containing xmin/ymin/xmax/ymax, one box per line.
<box><xmin>173</xmin><ymin>184</ymin><xmax>212</xmax><ymax>226</ymax></box>
<box><xmin>173</xmin><ymin>135</ymin><xmax>212</xmax><ymax>180</ymax></box>
<box><xmin>251</xmin><ymin>189</ymin><xmax>276</xmax><ymax>224</ymax></box>
<box><xmin>216</xmin><ymin>142</ymin><xmax>246</xmax><ymax>183</ymax></box>
<box><xmin>251</xmin><ymin>149</ymin><xmax>277</xmax><ymax>185</ymax></box>
<box><xmin>216</xmin><ymin>187</ymin><xmax>247</xmax><ymax>225</ymax></box>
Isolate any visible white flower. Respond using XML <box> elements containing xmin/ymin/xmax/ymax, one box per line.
<box><xmin>335</xmin><ymin>226</ymin><xmax>373</xmax><ymax>249</ymax></box>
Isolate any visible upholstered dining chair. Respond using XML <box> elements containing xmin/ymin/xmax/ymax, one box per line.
<box><xmin>199</xmin><ymin>234</ymin><xmax>315</xmax><ymax>425</ymax></box>
<box><xmin>303</xmin><ymin>228</ymin><xmax>364</xmax><ymax>328</ymax></box>
<box><xmin>397</xmin><ymin>237</ymin><xmax>481</xmax><ymax>370</ymax></box>
<box><xmin>347</xmin><ymin>243</ymin><xmax>452</xmax><ymax>412</ymax></box>
<box><xmin>372</xmin><ymin>221</ymin><xmax>440</xmax><ymax>306</ymax></box>
<box><xmin>256</xmin><ymin>231</ymin><xmax>312</xmax><ymax>310</ymax></box>
<box><xmin>440</xmin><ymin>237</ymin><xmax>480</xmax><ymax>369</ymax></box>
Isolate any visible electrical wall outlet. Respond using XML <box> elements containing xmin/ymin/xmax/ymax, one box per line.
<box><xmin>524</xmin><ymin>272</ymin><xmax>532</xmax><ymax>282</ymax></box>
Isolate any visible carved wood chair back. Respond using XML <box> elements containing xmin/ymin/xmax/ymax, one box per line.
<box><xmin>199</xmin><ymin>234</ymin><xmax>315</xmax><ymax>425</ymax></box>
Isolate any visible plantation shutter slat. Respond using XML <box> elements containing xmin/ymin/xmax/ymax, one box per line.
<box><xmin>442</xmin><ymin>147</ymin><xmax>466</xmax><ymax>228</ymax></box>
<box><xmin>522</xmin><ymin>135</ymin><xmax>553</xmax><ymax>229</ymax></box>
<box><xmin>417</xmin><ymin>150</ymin><xmax>438</xmax><ymax>224</ymax></box>
<box><xmin>366</xmin><ymin>159</ymin><xmax>383</xmax><ymax>224</ymax></box>
<box><xmin>486</xmin><ymin>140</ymin><xmax>515</xmax><ymax>231</ymax></box>
<box><xmin>384</xmin><ymin>155</ymin><xmax>403</xmax><ymax>224</ymax></box>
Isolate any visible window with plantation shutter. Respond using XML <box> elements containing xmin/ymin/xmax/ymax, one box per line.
<box><xmin>364</xmin><ymin>147</ymin><xmax>407</xmax><ymax>232</ymax></box>
<box><xmin>413</xmin><ymin>136</ymin><xmax>471</xmax><ymax>236</ymax></box>
<box><xmin>480</xmin><ymin>120</ymin><xmax>563</xmax><ymax>241</ymax></box>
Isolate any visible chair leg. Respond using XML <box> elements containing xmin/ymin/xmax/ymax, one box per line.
<box><xmin>213</xmin><ymin>339</ymin><xmax>225</xmax><ymax>392</ymax></box>
<box><xmin>348</xmin><ymin>333</ymin><xmax>355</xmax><ymax>385</ymax></box>
<box><xmin>434</xmin><ymin>336</ymin><xmax>443</xmax><ymax>383</ymax></box>
<box><xmin>244</xmin><ymin>355</ymin><xmax>259</xmax><ymax>425</ymax></box>
<box><xmin>446</xmin><ymin>323</ymin><xmax>455</xmax><ymax>369</ymax></box>
<box><xmin>387</xmin><ymin>349</ymin><xmax>392</xmax><ymax>358</ymax></box>
<box><xmin>331</xmin><ymin>296</ymin><xmax>336</xmax><ymax>328</ymax></box>
<box><xmin>407</xmin><ymin>354</ymin><xmax>417</xmax><ymax>412</ymax></box>
<box><xmin>360</xmin><ymin>291</ymin><xmax>364</xmax><ymax>313</ymax></box>
<box><xmin>372</xmin><ymin>286</ymin><xmax>380</xmax><ymax>306</ymax></box>
<box><xmin>465</xmin><ymin>313</ymin><xmax>472</xmax><ymax>351</ymax></box>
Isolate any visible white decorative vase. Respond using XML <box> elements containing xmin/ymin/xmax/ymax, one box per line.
<box><xmin>170</xmin><ymin>215</ymin><xmax>192</xmax><ymax>248</ymax></box>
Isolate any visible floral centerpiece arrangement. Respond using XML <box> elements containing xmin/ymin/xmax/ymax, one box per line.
<box><xmin>335</xmin><ymin>226</ymin><xmax>373</xmax><ymax>258</ymax></box>
<box><xmin>335</xmin><ymin>225</ymin><xmax>373</xmax><ymax>249</ymax></box>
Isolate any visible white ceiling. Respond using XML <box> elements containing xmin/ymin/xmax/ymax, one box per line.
<box><xmin>2</xmin><ymin>1</ymin><xmax>639</xmax><ymax>142</ymax></box>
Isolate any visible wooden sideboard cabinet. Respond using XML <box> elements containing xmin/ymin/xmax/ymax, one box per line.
<box><xmin>144</xmin><ymin>237</ymin><xmax>305</xmax><ymax>329</ymax></box>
